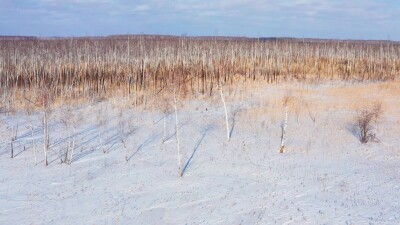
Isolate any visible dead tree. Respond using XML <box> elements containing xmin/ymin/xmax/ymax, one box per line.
<box><xmin>26</xmin><ymin>122</ymin><xmax>37</xmax><ymax>165</ymax></box>
<box><xmin>218</xmin><ymin>83</ymin><xmax>230</xmax><ymax>142</ymax></box>
<box><xmin>173</xmin><ymin>87</ymin><xmax>183</xmax><ymax>177</ymax></box>
<box><xmin>61</xmin><ymin>106</ymin><xmax>82</xmax><ymax>164</ymax></box>
<box><xmin>356</xmin><ymin>102</ymin><xmax>383</xmax><ymax>143</ymax></box>
<box><xmin>280</xmin><ymin>96</ymin><xmax>291</xmax><ymax>154</ymax></box>
<box><xmin>42</xmin><ymin>96</ymin><xmax>51</xmax><ymax>166</ymax></box>
<box><xmin>8</xmin><ymin>118</ymin><xmax>18</xmax><ymax>158</ymax></box>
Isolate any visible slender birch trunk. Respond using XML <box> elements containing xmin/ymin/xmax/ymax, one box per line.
<box><xmin>280</xmin><ymin>105</ymin><xmax>289</xmax><ymax>154</ymax></box>
<box><xmin>10</xmin><ymin>120</ymin><xmax>18</xmax><ymax>158</ymax></box>
<box><xmin>68</xmin><ymin>127</ymin><xmax>76</xmax><ymax>164</ymax></box>
<box><xmin>173</xmin><ymin>91</ymin><xmax>182</xmax><ymax>177</ymax></box>
<box><xmin>43</xmin><ymin>110</ymin><xmax>49</xmax><ymax>166</ymax></box>
<box><xmin>162</xmin><ymin>113</ymin><xmax>167</xmax><ymax>144</ymax></box>
<box><xmin>219</xmin><ymin>85</ymin><xmax>230</xmax><ymax>142</ymax></box>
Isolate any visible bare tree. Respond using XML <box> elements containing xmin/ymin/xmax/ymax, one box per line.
<box><xmin>8</xmin><ymin>117</ymin><xmax>18</xmax><ymax>158</ymax></box>
<box><xmin>25</xmin><ymin>121</ymin><xmax>37</xmax><ymax>165</ymax></box>
<box><xmin>280</xmin><ymin>96</ymin><xmax>291</xmax><ymax>154</ymax></box>
<box><xmin>23</xmin><ymin>97</ymin><xmax>38</xmax><ymax>164</ymax></box>
<box><xmin>61</xmin><ymin>106</ymin><xmax>82</xmax><ymax>164</ymax></box>
<box><xmin>42</xmin><ymin>91</ymin><xmax>53</xmax><ymax>166</ymax></box>
<box><xmin>173</xmin><ymin>88</ymin><xmax>183</xmax><ymax>177</ymax></box>
<box><xmin>218</xmin><ymin>82</ymin><xmax>230</xmax><ymax>142</ymax></box>
<box><xmin>356</xmin><ymin>102</ymin><xmax>383</xmax><ymax>143</ymax></box>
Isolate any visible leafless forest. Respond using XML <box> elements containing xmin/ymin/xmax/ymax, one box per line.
<box><xmin>0</xmin><ymin>35</ymin><xmax>399</xmax><ymax>112</ymax></box>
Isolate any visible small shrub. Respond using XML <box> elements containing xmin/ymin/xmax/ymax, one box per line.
<box><xmin>356</xmin><ymin>102</ymin><xmax>383</xmax><ymax>143</ymax></box>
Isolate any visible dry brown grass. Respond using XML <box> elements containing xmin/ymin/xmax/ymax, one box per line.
<box><xmin>226</xmin><ymin>80</ymin><xmax>398</xmax><ymax>127</ymax></box>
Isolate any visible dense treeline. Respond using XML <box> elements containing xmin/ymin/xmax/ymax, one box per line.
<box><xmin>0</xmin><ymin>36</ymin><xmax>399</xmax><ymax>111</ymax></box>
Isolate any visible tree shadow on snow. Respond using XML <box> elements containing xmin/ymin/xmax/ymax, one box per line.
<box><xmin>345</xmin><ymin>122</ymin><xmax>361</xmax><ymax>141</ymax></box>
<box><xmin>229</xmin><ymin>108</ymin><xmax>242</xmax><ymax>140</ymax></box>
<box><xmin>127</xmin><ymin>132</ymin><xmax>161</xmax><ymax>161</ymax></box>
<box><xmin>180</xmin><ymin>125</ymin><xmax>213</xmax><ymax>177</ymax></box>
<box><xmin>71</xmin><ymin>147</ymin><xmax>96</xmax><ymax>163</ymax></box>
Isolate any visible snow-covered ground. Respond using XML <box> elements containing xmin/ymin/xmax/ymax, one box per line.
<box><xmin>1</xmin><ymin>82</ymin><xmax>399</xmax><ymax>224</ymax></box>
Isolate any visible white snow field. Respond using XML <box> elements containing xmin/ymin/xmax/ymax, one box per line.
<box><xmin>0</xmin><ymin>81</ymin><xmax>399</xmax><ymax>225</ymax></box>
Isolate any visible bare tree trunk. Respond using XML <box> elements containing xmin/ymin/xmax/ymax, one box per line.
<box><xmin>43</xmin><ymin>110</ymin><xmax>49</xmax><ymax>166</ymax></box>
<box><xmin>69</xmin><ymin>128</ymin><xmax>76</xmax><ymax>164</ymax></box>
<box><xmin>280</xmin><ymin>105</ymin><xmax>289</xmax><ymax>154</ymax></box>
<box><xmin>173</xmin><ymin>91</ymin><xmax>182</xmax><ymax>177</ymax></box>
<box><xmin>162</xmin><ymin>113</ymin><xmax>167</xmax><ymax>143</ymax></box>
<box><xmin>10</xmin><ymin>120</ymin><xmax>18</xmax><ymax>158</ymax></box>
<box><xmin>219</xmin><ymin>84</ymin><xmax>230</xmax><ymax>142</ymax></box>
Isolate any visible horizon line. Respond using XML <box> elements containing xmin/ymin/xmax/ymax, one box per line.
<box><xmin>0</xmin><ymin>34</ymin><xmax>398</xmax><ymax>43</ymax></box>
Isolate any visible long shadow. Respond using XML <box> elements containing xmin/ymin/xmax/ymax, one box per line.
<box><xmin>71</xmin><ymin>147</ymin><xmax>96</xmax><ymax>163</ymax></box>
<box><xmin>180</xmin><ymin>126</ymin><xmax>211</xmax><ymax>177</ymax></box>
<box><xmin>14</xmin><ymin>146</ymin><xmax>28</xmax><ymax>157</ymax></box>
<box><xmin>1</xmin><ymin>126</ymin><xmax>41</xmax><ymax>158</ymax></box>
<box><xmin>43</xmin><ymin>145</ymin><xmax>94</xmax><ymax>165</ymax></box>
<box><xmin>104</xmin><ymin>139</ymin><xmax>119</xmax><ymax>153</ymax></box>
<box><xmin>163</xmin><ymin>131</ymin><xmax>176</xmax><ymax>143</ymax></box>
<box><xmin>101</xmin><ymin>125</ymin><xmax>136</xmax><ymax>153</ymax></box>
<box><xmin>345</xmin><ymin>122</ymin><xmax>360</xmax><ymax>141</ymax></box>
<box><xmin>153</xmin><ymin>115</ymin><xmax>165</xmax><ymax>125</ymax></box>
<box><xmin>161</xmin><ymin>122</ymin><xmax>186</xmax><ymax>144</ymax></box>
<box><xmin>37</xmin><ymin>147</ymin><xmax>62</xmax><ymax>165</ymax></box>
<box><xmin>50</xmin><ymin>125</ymin><xmax>99</xmax><ymax>150</ymax></box>
<box><xmin>17</xmin><ymin>126</ymin><xmax>42</xmax><ymax>140</ymax></box>
<box><xmin>74</xmin><ymin>125</ymin><xmax>119</xmax><ymax>150</ymax></box>
<box><xmin>127</xmin><ymin>132</ymin><xmax>161</xmax><ymax>161</ymax></box>
<box><xmin>229</xmin><ymin>109</ymin><xmax>241</xmax><ymax>140</ymax></box>
<box><xmin>3</xmin><ymin>136</ymin><xmax>39</xmax><ymax>158</ymax></box>
<box><xmin>43</xmin><ymin>126</ymin><xmax>103</xmax><ymax>165</ymax></box>
<box><xmin>48</xmin><ymin>152</ymin><xmax>63</xmax><ymax>165</ymax></box>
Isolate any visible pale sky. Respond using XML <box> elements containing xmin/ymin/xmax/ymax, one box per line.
<box><xmin>0</xmin><ymin>0</ymin><xmax>399</xmax><ymax>40</ymax></box>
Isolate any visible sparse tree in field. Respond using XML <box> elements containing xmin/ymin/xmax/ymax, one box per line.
<box><xmin>173</xmin><ymin>87</ymin><xmax>183</xmax><ymax>177</ymax></box>
<box><xmin>356</xmin><ymin>102</ymin><xmax>383</xmax><ymax>143</ymax></box>
<box><xmin>117</xmin><ymin>108</ymin><xmax>132</xmax><ymax>161</ymax></box>
<box><xmin>218</xmin><ymin>82</ymin><xmax>230</xmax><ymax>142</ymax></box>
<box><xmin>23</xmin><ymin>97</ymin><xmax>38</xmax><ymax>164</ymax></box>
<box><xmin>61</xmin><ymin>106</ymin><xmax>82</xmax><ymax>164</ymax></box>
<box><xmin>7</xmin><ymin>116</ymin><xmax>18</xmax><ymax>159</ymax></box>
<box><xmin>25</xmin><ymin>122</ymin><xmax>37</xmax><ymax>165</ymax></box>
<box><xmin>42</xmin><ymin>91</ymin><xmax>53</xmax><ymax>166</ymax></box>
<box><xmin>2</xmin><ymin>104</ymin><xmax>18</xmax><ymax>159</ymax></box>
<box><xmin>280</xmin><ymin>95</ymin><xmax>291</xmax><ymax>154</ymax></box>
<box><xmin>42</xmin><ymin>108</ymin><xmax>50</xmax><ymax>165</ymax></box>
